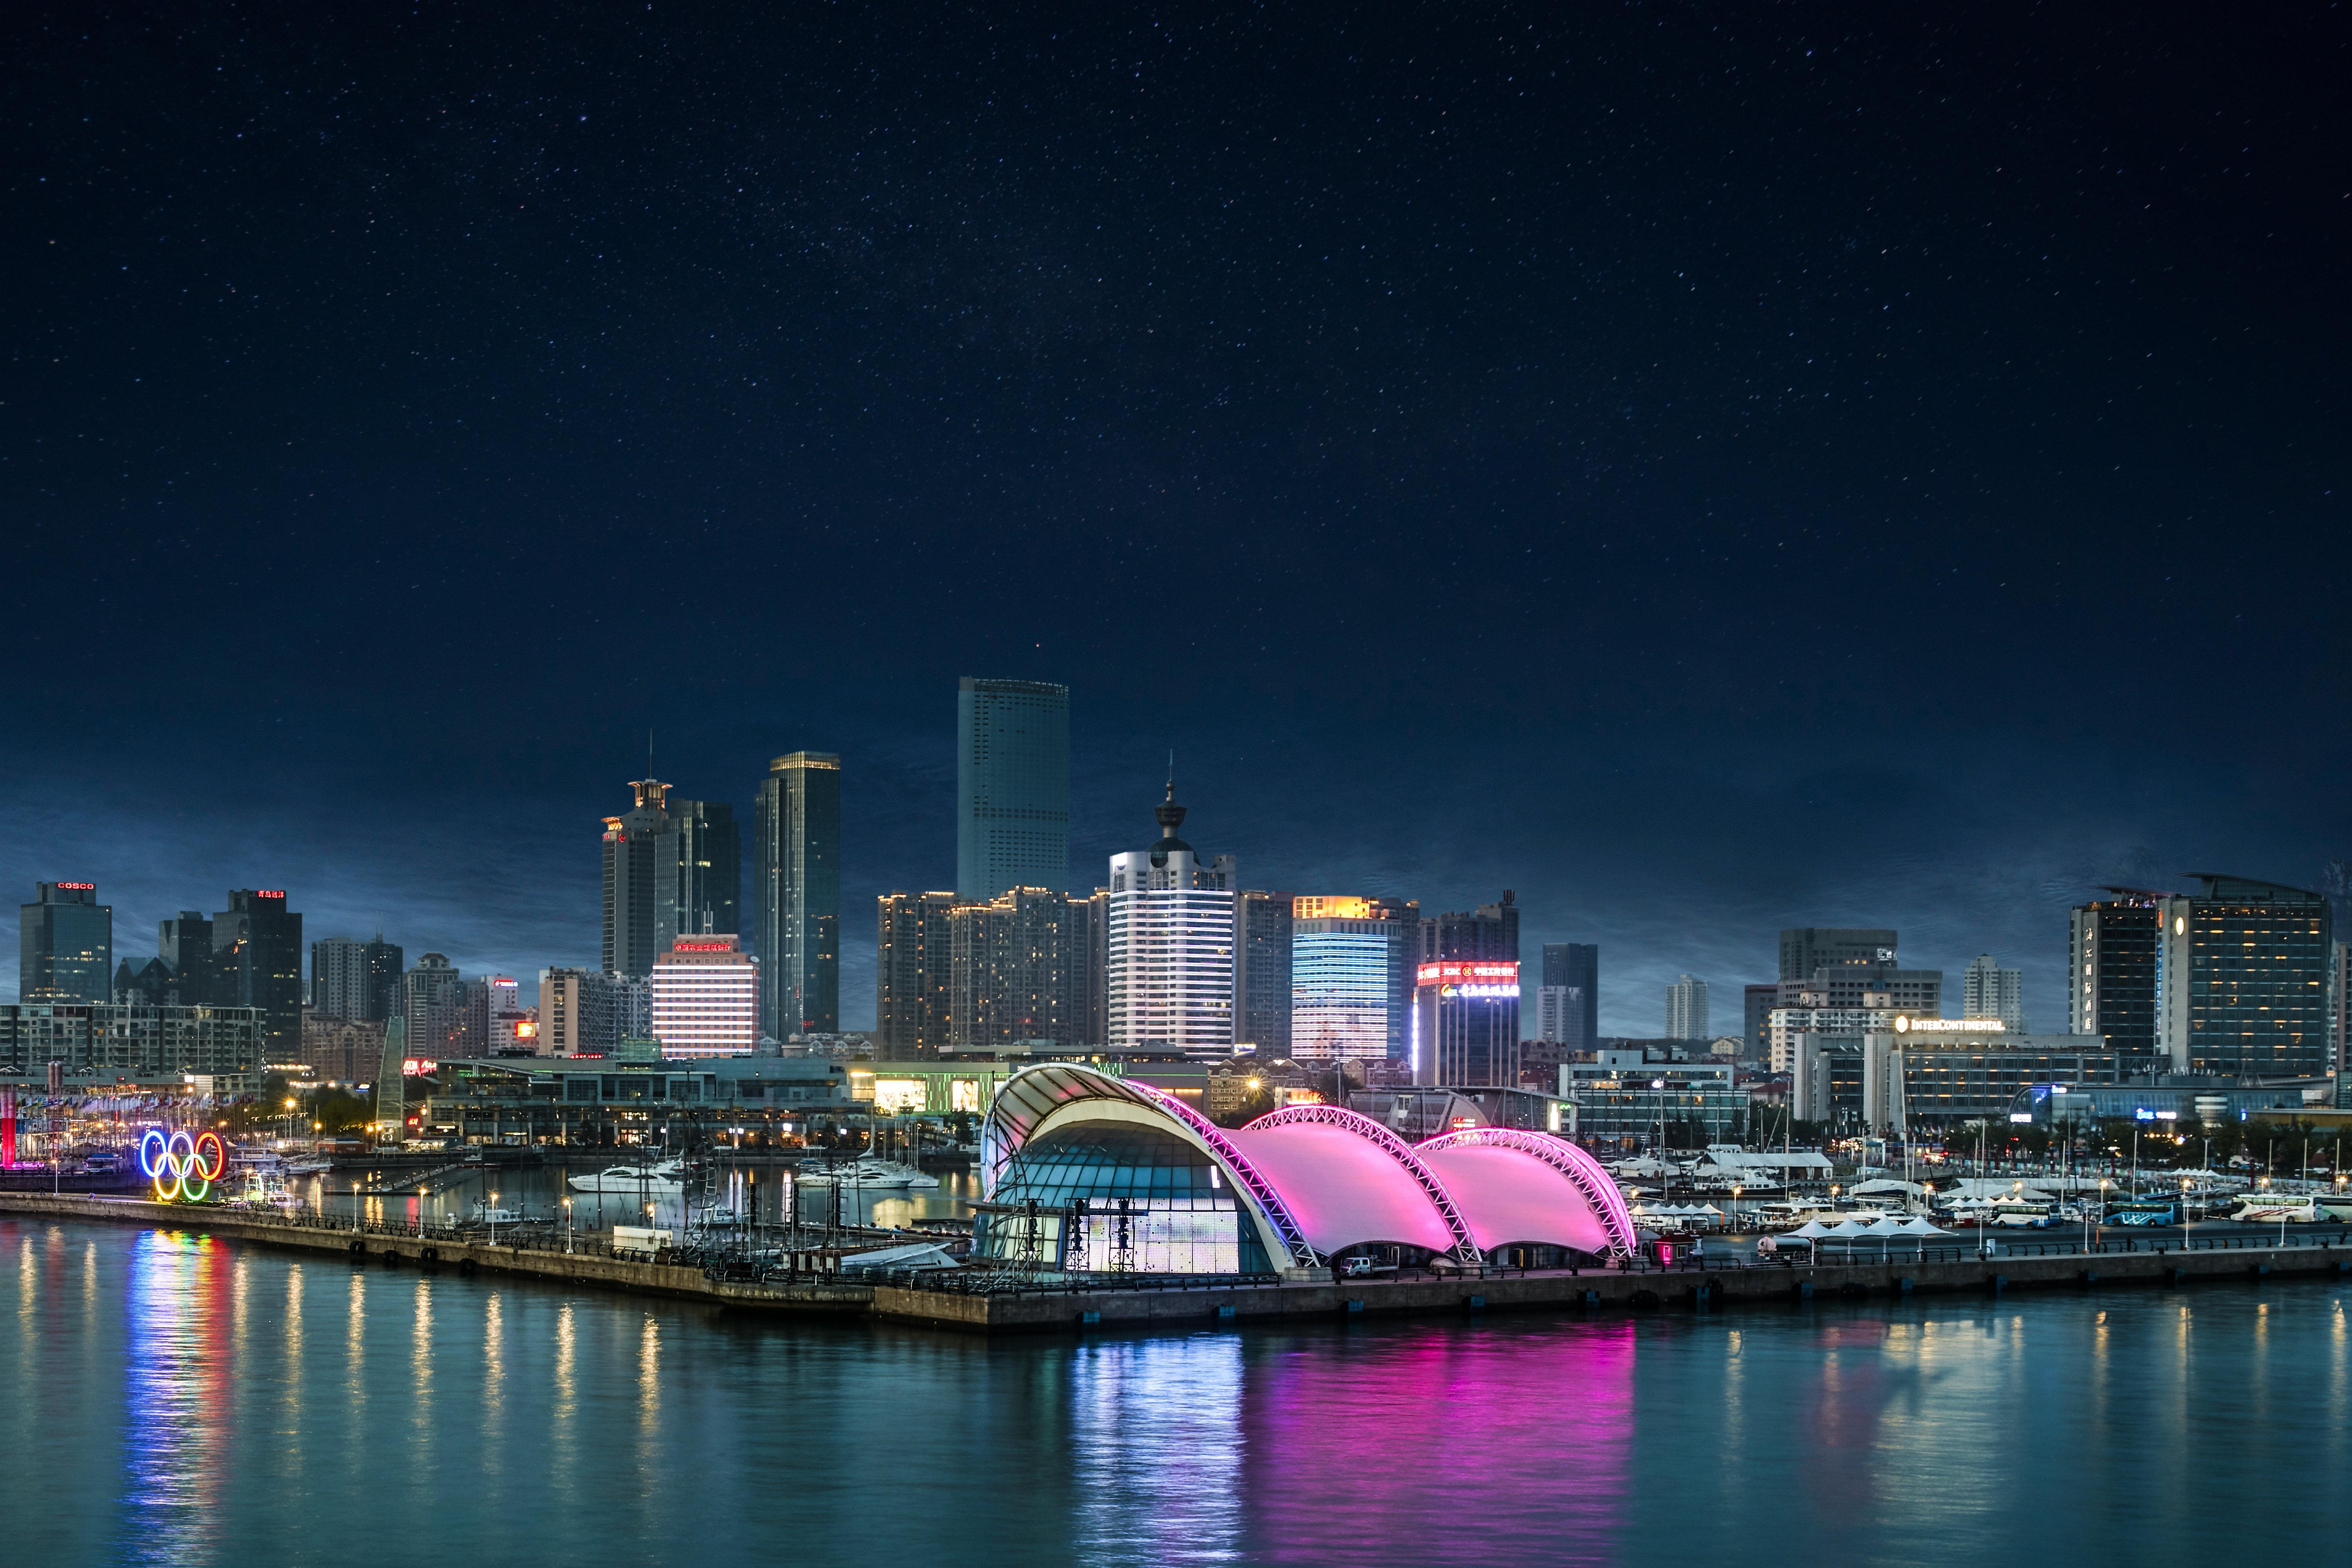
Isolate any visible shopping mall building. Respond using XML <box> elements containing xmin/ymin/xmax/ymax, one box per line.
<box><xmin>973</xmin><ymin>1062</ymin><xmax>1635</xmax><ymax>1278</ymax></box>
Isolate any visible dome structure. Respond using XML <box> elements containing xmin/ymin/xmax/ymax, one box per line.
<box><xmin>976</xmin><ymin>1063</ymin><xmax>1634</xmax><ymax>1277</ymax></box>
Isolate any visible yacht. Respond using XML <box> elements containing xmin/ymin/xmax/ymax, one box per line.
<box><xmin>568</xmin><ymin>1160</ymin><xmax>688</xmax><ymax>1194</ymax></box>
<box><xmin>794</xmin><ymin>1157</ymin><xmax>939</xmax><ymax>1190</ymax></box>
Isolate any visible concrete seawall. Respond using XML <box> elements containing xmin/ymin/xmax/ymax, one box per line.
<box><xmin>7</xmin><ymin>1192</ymin><xmax>2347</xmax><ymax>1333</ymax></box>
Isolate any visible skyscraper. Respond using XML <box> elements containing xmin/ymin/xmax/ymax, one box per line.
<box><xmin>538</xmin><ymin>967</ymin><xmax>649</xmax><ymax>1057</ymax></box>
<box><xmin>875</xmin><ymin>890</ymin><xmax>958</xmax><ymax>1056</ymax></box>
<box><xmin>2068</xmin><ymin>892</ymin><xmax>2163</xmax><ymax>1054</ymax></box>
<box><xmin>1537</xmin><ymin>943</ymin><xmax>1599</xmax><ymax>1049</ymax></box>
<box><xmin>658</xmin><ymin>799</ymin><xmax>740</xmax><ymax>946</ymax></box>
<box><xmin>312</xmin><ymin>935</ymin><xmax>404</xmax><ymax>1022</ymax></box>
<box><xmin>20</xmin><ymin>882</ymin><xmax>112</xmax><ymax>1003</ymax></box>
<box><xmin>956</xmin><ymin>677</ymin><xmax>1069</xmax><ymax>899</ymax></box>
<box><xmin>1664</xmin><ymin>974</ymin><xmax>1711</xmax><ymax>1040</ymax></box>
<box><xmin>602</xmin><ymin>778</ymin><xmax>672</xmax><ymax>979</ymax></box>
<box><xmin>214</xmin><ymin>889</ymin><xmax>303</xmax><ymax>1060</ymax></box>
<box><xmin>1743</xmin><ymin>982</ymin><xmax>1778</xmax><ymax>1062</ymax></box>
<box><xmin>1107</xmin><ymin>782</ymin><xmax>1236</xmax><ymax>1051</ymax></box>
<box><xmin>948</xmin><ymin>886</ymin><xmax>1082</xmax><ymax>1050</ymax></box>
<box><xmin>159</xmin><ymin>913</ymin><xmax>214</xmax><ymax>1003</ymax></box>
<box><xmin>2155</xmin><ymin>875</ymin><xmax>2332</xmax><ymax>1076</ymax></box>
<box><xmin>1233</xmin><ymin>889</ymin><xmax>1295</xmax><ymax>1054</ymax></box>
<box><xmin>1779</xmin><ymin>928</ymin><xmax>1898</xmax><ymax>982</ymax></box>
<box><xmin>753</xmin><ymin>751</ymin><xmax>841</xmax><ymax>1038</ymax></box>
<box><xmin>1289</xmin><ymin>896</ymin><xmax>1416</xmax><ymax>1061</ymax></box>
<box><xmin>1412</xmin><ymin>892</ymin><xmax>1521</xmax><ymax>1085</ymax></box>
<box><xmin>1961</xmin><ymin>953</ymin><xmax>2026</xmax><ymax>1032</ymax></box>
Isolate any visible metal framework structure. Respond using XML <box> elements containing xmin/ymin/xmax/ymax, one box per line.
<box><xmin>978</xmin><ymin>1062</ymin><xmax>1321</xmax><ymax>1271</ymax></box>
<box><xmin>1415</xmin><ymin>1126</ymin><xmax>1638</xmax><ymax>1259</ymax></box>
<box><xmin>1243</xmin><ymin>1103</ymin><xmax>1485</xmax><ymax>1266</ymax></box>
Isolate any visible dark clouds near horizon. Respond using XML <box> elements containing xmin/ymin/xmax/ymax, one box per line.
<box><xmin>4</xmin><ymin>3</ymin><xmax>2347</xmax><ymax>1031</ymax></box>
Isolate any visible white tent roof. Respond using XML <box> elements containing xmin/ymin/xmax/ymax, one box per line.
<box><xmin>1786</xmin><ymin>1220</ymin><xmax>1832</xmax><ymax>1239</ymax></box>
<box><xmin>1896</xmin><ymin>1215</ymin><xmax>1955</xmax><ymax>1236</ymax></box>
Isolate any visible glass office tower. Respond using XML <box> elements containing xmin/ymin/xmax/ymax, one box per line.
<box><xmin>20</xmin><ymin>882</ymin><xmax>113</xmax><ymax>1003</ymax></box>
<box><xmin>754</xmin><ymin>751</ymin><xmax>841</xmax><ymax>1038</ymax></box>
<box><xmin>214</xmin><ymin>888</ymin><xmax>303</xmax><ymax>1061</ymax></box>
<box><xmin>2156</xmin><ymin>875</ymin><xmax>2332</xmax><ymax>1076</ymax></box>
<box><xmin>956</xmin><ymin>677</ymin><xmax>1069</xmax><ymax>900</ymax></box>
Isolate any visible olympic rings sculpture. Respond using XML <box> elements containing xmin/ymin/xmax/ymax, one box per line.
<box><xmin>138</xmin><ymin>1129</ymin><xmax>227</xmax><ymax>1202</ymax></box>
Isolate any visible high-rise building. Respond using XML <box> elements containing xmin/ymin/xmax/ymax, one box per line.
<box><xmin>659</xmin><ymin>799</ymin><xmax>741</xmax><ymax>947</ymax></box>
<box><xmin>20</xmin><ymin>882</ymin><xmax>112</xmax><ymax>1003</ymax></box>
<box><xmin>949</xmin><ymin>887</ymin><xmax>1082</xmax><ymax>1050</ymax></box>
<box><xmin>1234</xmin><ymin>890</ymin><xmax>1295</xmax><ymax>1054</ymax></box>
<box><xmin>159</xmin><ymin>913</ymin><xmax>215</xmax><ymax>1004</ymax></box>
<box><xmin>1778</xmin><ymin>963</ymin><xmax>1942</xmax><ymax>1015</ymax></box>
<box><xmin>1289</xmin><ymin>896</ymin><xmax>1416</xmax><ymax>1061</ymax></box>
<box><xmin>1413</xmin><ymin>959</ymin><xmax>1521</xmax><ymax>1085</ymax></box>
<box><xmin>2068</xmin><ymin>892</ymin><xmax>2163</xmax><ymax>1055</ymax></box>
<box><xmin>1537</xmin><ymin>943</ymin><xmax>1599</xmax><ymax>1049</ymax></box>
<box><xmin>1779</xmin><ymin>928</ymin><xmax>1899</xmax><ymax>982</ymax></box>
<box><xmin>2156</xmin><ymin>875</ymin><xmax>2332</xmax><ymax>1076</ymax></box>
<box><xmin>394</xmin><ymin>952</ymin><xmax>466</xmax><ymax>1059</ymax></box>
<box><xmin>538</xmin><ymin>967</ymin><xmax>648</xmax><ymax>1057</ymax></box>
<box><xmin>602</xmin><ymin>778</ymin><xmax>673</xmax><ymax>979</ymax></box>
<box><xmin>1743</xmin><ymin>982</ymin><xmax>1778</xmax><ymax>1062</ymax></box>
<box><xmin>311</xmin><ymin>935</ymin><xmax>404</xmax><ymax>1022</ymax></box>
<box><xmin>214</xmin><ymin>889</ymin><xmax>303</xmax><ymax>1061</ymax></box>
<box><xmin>1665</xmin><ymin>974</ymin><xmax>1711</xmax><ymax>1040</ymax></box>
<box><xmin>956</xmin><ymin>677</ymin><xmax>1069</xmax><ymax>900</ymax></box>
<box><xmin>876</xmin><ymin>890</ymin><xmax>959</xmax><ymax>1056</ymax></box>
<box><xmin>753</xmin><ymin>751</ymin><xmax>841</xmax><ymax>1038</ymax></box>
<box><xmin>1961</xmin><ymin>954</ymin><xmax>2026</xmax><ymax>1033</ymax></box>
<box><xmin>1107</xmin><ymin>784</ymin><xmax>1236</xmax><ymax>1051</ymax></box>
<box><xmin>2332</xmin><ymin>939</ymin><xmax>2350</xmax><ymax>1078</ymax></box>
<box><xmin>1074</xmin><ymin>888</ymin><xmax>1111</xmax><ymax>1049</ymax></box>
<box><xmin>649</xmin><ymin>935</ymin><xmax>759</xmax><ymax>1058</ymax></box>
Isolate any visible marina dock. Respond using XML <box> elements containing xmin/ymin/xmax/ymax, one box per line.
<box><xmin>3</xmin><ymin>1191</ymin><xmax>2347</xmax><ymax>1332</ymax></box>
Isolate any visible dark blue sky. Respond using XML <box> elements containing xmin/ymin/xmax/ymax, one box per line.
<box><xmin>5</xmin><ymin>4</ymin><xmax>2347</xmax><ymax>1031</ymax></box>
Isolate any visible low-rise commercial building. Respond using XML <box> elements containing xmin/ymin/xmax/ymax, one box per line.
<box><xmin>0</xmin><ymin>1002</ymin><xmax>265</xmax><ymax>1076</ymax></box>
<box><xmin>1559</xmin><ymin>1049</ymin><xmax>1749</xmax><ymax>1148</ymax></box>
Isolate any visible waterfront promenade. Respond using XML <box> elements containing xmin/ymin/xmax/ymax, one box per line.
<box><xmin>5</xmin><ymin>1189</ymin><xmax>2348</xmax><ymax>1332</ymax></box>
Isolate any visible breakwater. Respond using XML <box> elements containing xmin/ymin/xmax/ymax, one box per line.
<box><xmin>5</xmin><ymin>1190</ymin><xmax>2348</xmax><ymax>1333</ymax></box>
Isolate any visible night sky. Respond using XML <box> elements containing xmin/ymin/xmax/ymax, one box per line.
<box><xmin>5</xmin><ymin>5</ymin><xmax>2347</xmax><ymax>1032</ymax></box>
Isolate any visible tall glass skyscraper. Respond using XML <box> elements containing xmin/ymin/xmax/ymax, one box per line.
<box><xmin>215</xmin><ymin>889</ymin><xmax>303</xmax><ymax>1061</ymax></box>
<box><xmin>956</xmin><ymin>677</ymin><xmax>1069</xmax><ymax>900</ymax></box>
<box><xmin>755</xmin><ymin>751</ymin><xmax>840</xmax><ymax>1038</ymax></box>
<box><xmin>20</xmin><ymin>882</ymin><xmax>113</xmax><ymax>1003</ymax></box>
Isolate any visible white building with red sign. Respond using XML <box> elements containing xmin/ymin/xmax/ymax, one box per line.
<box><xmin>650</xmin><ymin>935</ymin><xmax>759</xmax><ymax>1057</ymax></box>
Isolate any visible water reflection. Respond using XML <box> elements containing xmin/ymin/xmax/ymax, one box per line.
<box><xmin>0</xmin><ymin>1217</ymin><xmax>2343</xmax><ymax>1568</ymax></box>
<box><xmin>114</xmin><ymin>1231</ymin><xmax>231</xmax><ymax>1564</ymax></box>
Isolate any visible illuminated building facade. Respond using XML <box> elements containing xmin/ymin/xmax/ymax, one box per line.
<box><xmin>650</xmin><ymin>935</ymin><xmax>759</xmax><ymax>1057</ymax></box>
<box><xmin>949</xmin><ymin>886</ymin><xmax>1085</xmax><ymax>1050</ymax></box>
<box><xmin>214</xmin><ymin>889</ymin><xmax>303</xmax><ymax>1061</ymax></box>
<box><xmin>2155</xmin><ymin>875</ymin><xmax>2332</xmax><ymax>1076</ymax></box>
<box><xmin>956</xmin><ymin>677</ymin><xmax>1069</xmax><ymax>900</ymax></box>
<box><xmin>1291</xmin><ymin>897</ymin><xmax>1414</xmax><ymax>1061</ymax></box>
<box><xmin>754</xmin><ymin>751</ymin><xmax>840</xmax><ymax>1037</ymax></box>
<box><xmin>1106</xmin><ymin>785</ymin><xmax>1235</xmax><ymax>1052</ymax></box>
<box><xmin>2069</xmin><ymin>893</ymin><xmax>2162</xmax><ymax>1057</ymax></box>
<box><xmin>876</xmin><ymin>890</ymin><xmax>959</xmax><ymax>1054</ymax></box>
<box><xmin>602</xmin><ymin>778</ymin><xmax>672</xmax><ymax>978</ymax></box>
<box><xmin>19</xmin><ymin>882</ymin><xmax>113</xmax><ymax>1004</ymax></box>
<box><xmin>1412</xmin><ymin>960</ymin><xmax>1522</xmax><ymax>1086</ymax></box>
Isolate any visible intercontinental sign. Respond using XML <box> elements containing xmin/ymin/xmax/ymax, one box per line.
<box><xmin>1892</xmin><ymin>1016</ymin><xmax>2006</xmax><ymax>1034</ymax></box>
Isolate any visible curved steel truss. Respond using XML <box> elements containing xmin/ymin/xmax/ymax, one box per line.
<box><xmin>1243</xmin><ymin>1103</ymin><xmax>1484</xmax><ymax>1266</ymax></box>
<box><xmin>1414</xmin><ymin>1127</ymin><xmax>1638</xmax><ymax>1259</ymax></box>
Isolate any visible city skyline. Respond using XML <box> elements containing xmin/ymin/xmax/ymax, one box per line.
<box><xmin>5</xmin><ymin>8</ymin><xmax>2346</xmax><ymax>1039</ymax></box>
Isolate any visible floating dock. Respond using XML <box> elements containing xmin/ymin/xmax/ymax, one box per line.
<box><xmin>3</xmin><ymin>1191</ymin><xmax>2346</xmax><ymax>1333</ymax></box>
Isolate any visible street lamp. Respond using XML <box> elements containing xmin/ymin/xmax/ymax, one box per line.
<box><xmin>488</xmin><ymin>1191</ymin><xmax>500</xmax><ymax>1246</ymax></box>
<box><xmin>563</xmin><ymin>1195</ymin><xmax>574</xmax><ymax>1254</ymax></box>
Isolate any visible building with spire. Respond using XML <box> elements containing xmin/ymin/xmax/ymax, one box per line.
<box><xmin>1106</xmin><ymin>779</ymin><xmax>1236</xmax><ymax>1052</ymax></box>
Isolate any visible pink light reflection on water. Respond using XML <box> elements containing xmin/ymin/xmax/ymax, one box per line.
<box><xmin>1241</xmin><ymin>1321</ymin><xmax>1634</xmax><ymax>1565</ymax></box>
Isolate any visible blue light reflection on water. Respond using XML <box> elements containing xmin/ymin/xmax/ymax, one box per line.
<box><xmin>3</xmin><ymin>1217</ymin><xmax>2348</xmax><ymax>1568</ymax></box>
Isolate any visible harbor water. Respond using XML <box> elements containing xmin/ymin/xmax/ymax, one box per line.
<box><xmin>6</xmin><ymin>1215</ymin><xmax>2348</xmax><ymax>1568</ymax></box>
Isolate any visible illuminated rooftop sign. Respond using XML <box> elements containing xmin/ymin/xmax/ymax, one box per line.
<box><xmin>1892</xmin><ymin>1016</ymin><xmax>2005</xmax><ymax>1034</ymax></box>
<box><xmin>53</xmin><ymin>882</ymin><xmax>94</xmax><ymax>891</ymax></box>
<box><xmin>1416</xmin><ymin>961</ymin><xmax>1519</xmax><ymax>987</ymax></box>
<box><xmin>670</xmin><ymin>941</ymin><xmax>737</xmax><ymax>953</ymax></box>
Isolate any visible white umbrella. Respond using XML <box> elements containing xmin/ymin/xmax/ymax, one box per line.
<box><xmin>1825</xmin><ymin>1219</ymin><xmax>1875</xmax><ymax>1239</ymax></box>
<box><xmin>1787</xmin><ymin>1220</ymin><xmax>1833</xmax><ymax>1239</ymax></box>
<box><xmin>1896</xmin><ymin>1215</ymin><xmax>1955</xmax><ymax>1237</ymax></box>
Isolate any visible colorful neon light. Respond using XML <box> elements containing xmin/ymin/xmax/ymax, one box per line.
<box><xmin>138</xmin><ymin>1129</ymin><xmax>227</xmax><ymax>1202</ymax></box>
<box><xmin>1415</xmin><ymin>960</ymin><xmax>1519</xmax><ymax>987</ymax></box>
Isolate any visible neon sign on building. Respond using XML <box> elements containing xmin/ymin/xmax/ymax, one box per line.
<box><xmin>138</xmin><ymin>1130</ymin><xmax>227</xmax><ymax>1202</ymax></box>
<box><xmin>1416</xmin><ymin>960</ymin><xmax>1520</xmax><ymax>999</ymax></box>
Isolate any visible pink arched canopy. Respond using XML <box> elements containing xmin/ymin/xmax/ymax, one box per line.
<box><xmin>1414</xmin><ymin>1127</ymin><xmax>1638</xmax><ymax>1258</ymax></box>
